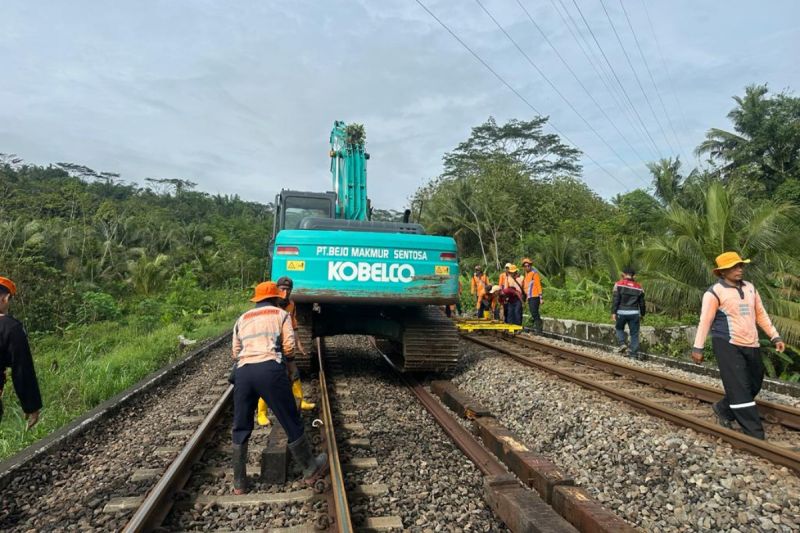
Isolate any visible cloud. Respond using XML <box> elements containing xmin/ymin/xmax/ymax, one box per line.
<box><xmin>0</xmin><ymin>0</ymin><xmax>798</xmax><ymax>208</ymax></box>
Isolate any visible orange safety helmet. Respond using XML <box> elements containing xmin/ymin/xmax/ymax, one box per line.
<box><xmin>521</xmin><ymin>258</ymin><xmax>533</xmax><ymax>266</ymax></box>
<box><xmin>0</xmin><ymin>276</ymin><xmax>17</xmax><ymax>296</ymax></box>
<box><xmin>250</xmin><ymin>281</ymin><xmax>282</xmax><ymax>302</ymax></box>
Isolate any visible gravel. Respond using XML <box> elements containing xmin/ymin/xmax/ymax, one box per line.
<box><xmin>326</xmin><ymin>335</ymin><xmax>508</xmax><ymax>532</ymax></box>
<box><xmin>0</xmin><ymin>345</ymin><xmax>231</xmax><ymax>532</ymax></box>
<box><xmin>534</xmin><ymin>334</ymin><xmax>800</xmax><ymax>408</ymax></box>
<box><xmin>454</xmin><ymin>340</ymin><xmax>800</xmax><ymax>532</ymax></box>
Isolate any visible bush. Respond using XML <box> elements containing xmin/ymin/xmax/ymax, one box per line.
<box><xmin>78</xmin><ymin>291</ymin><xmax>121</xmax><ymax>323</ymax></box>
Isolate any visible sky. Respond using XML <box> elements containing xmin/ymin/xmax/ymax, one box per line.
<box><xmin>1</xmin><ymin>0</ymin><xmax>798</xmax><ymax>208</ymax></box>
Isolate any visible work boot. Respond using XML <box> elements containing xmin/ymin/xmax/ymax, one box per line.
<box><xmin>288</xmin><ymin>433</ymin><xmax>328</xmax><ymax>485</ymax></box>
<box><xmin>292</xmin><ymin>379</ymin><xmax>316</xmax><ymax>411</ymax></box>
<box><xmin>712</xmin><ymin>403</ymin><xmax>735</xmax><ymax>430</ymax></box>
<box><xmin>257</xmin><ymin>398</ymin><xmax>271</xmax><ymax>426</ymax></box>
<box><xmin>616</xmin><ymin>344</ymin><xmax>627</xmax><ymax>354</ymax></box>
<box><xmin>232</xmin><ymin>442</ymin><xmax>248</xmax><ymax>494</ymax></box>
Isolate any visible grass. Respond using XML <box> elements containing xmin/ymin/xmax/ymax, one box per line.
<box><xmin>539</xmin><ymin>299</ymin><xmax>697</xmax><ymax>328</ymax></box>
<box><xmin>0</xmin><ymin>299</ymin><xmax>248</xmax><ymax>461</ymax></box>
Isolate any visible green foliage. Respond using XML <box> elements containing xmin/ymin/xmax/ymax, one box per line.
<box><xmin>78</xmin><ymin>291</ymin><xmax>121</xmax><ymax>323</ymax></box>
<box><xmin>0</xmin><ymin>296</ymin><xmax>247</xmax><ymax>460</ymax></box>
<box><xmin>0</xmin><ymin>163</ymin><xmax>272</xmax><ymax>333</ymax></box>
<box><xmin>696</xmin><ymin>84</ymin><xmax>800</xmax><ymax>196</ymax></box>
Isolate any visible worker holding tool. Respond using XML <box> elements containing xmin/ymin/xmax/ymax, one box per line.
<box><xmin>231</xmin><ymin>281</ymin><xmax>327</xmax><ymax>494</ymax></box>
<box><xmin>256</xmin><ymin>276</ymin><xmax>315</xmax><ymax>426</ymax></box>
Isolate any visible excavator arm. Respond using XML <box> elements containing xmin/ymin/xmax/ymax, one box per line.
<box><xmin>329</xmin><ymin>120</ymin><xmax>369</xmax><ymax>221</ymax></box>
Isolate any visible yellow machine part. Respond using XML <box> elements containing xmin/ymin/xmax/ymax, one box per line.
<box><xmin>454</xmin><ymin>318</ymin><xmax>522</xmax><ymax>333</ymax></box>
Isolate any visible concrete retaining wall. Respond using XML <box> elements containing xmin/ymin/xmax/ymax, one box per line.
<box><xmin>542</xmin><ymin>317</ymin><xmax>696</xmax><ymax>353</ymax></box>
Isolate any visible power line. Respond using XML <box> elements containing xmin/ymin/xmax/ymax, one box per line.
<box><xmin>473</xmin><ymin>0</ymin><xmax>647</xmax><ymax>185</ymax></box>
<box><xmin>597</xmin><ymin>0</ymin><xmax>677</xmax><ymax>156</ymax></box>
<box><xmin>413</xmin><ymin>0</ymin><xmax>632</xmax><ymax>191</ymax></box>
<box><xmin>617</xmin><ymin>0</ymin><xmax>690</xmax><ymax>162</ymax></box>
<box><xmin>514</xmin><ymin>0</ymin><xmax>651</xmax><ymax>168</ymax></box>
<box><xmin>639</xmin><ymin>0</ymin><xmax>697</xmax><ymax>165</ymax></box>
<box><xmin>549</xmin><ymin>0</ymin><xmax>657</xmax><ymax>160</ymax></box>
<box><xmin>569</xmin><ymin>0</ymin><xmax>665</xmax><ymax>159</ymax></box>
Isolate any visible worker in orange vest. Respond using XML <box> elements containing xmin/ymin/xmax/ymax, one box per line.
<box><xmin>231</xmin><ymin>281</ymin><xmax>327</xmax><ymax>494</ymax></box>
<box><xmin>470</xmin><ymin>265</ymin><xmax>490</xmax><ymax>317</ymax></box>
<box><xmin>257</xmin><ymin>276</ymin><xmax>315</xmax><ymax>427</ymax></box>
<box><xmin>522</xmin><ymin>258</ymin><xmax>543</xmax><ymax>334</ymax></box>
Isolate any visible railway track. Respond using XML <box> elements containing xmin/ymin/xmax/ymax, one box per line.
<box><xmin>464</xmin><ymin>331</ymin><xmax>800</xmax><ymax>473</ymax></box>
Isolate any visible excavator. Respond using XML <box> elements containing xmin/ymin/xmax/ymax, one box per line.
<box><xmin>269</xmin><ymin>121</ymin><xmax>460</xmax><ymax>372</ymax></box>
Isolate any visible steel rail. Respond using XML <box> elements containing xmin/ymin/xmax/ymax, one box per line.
<box><xmin>123</xmin><ymin>384</ymin><xmax>233</xmax><ymax>532</ymax></box>
<box><xmin>467</xmin><ymin>334</ymin><xmax>800</xmax><ymax>473</ymax></box>
<box><xmin>499</xmin><ymin>332</ymin><xmax>800</xmax><ymax>430</ymax></box>
<box><xmin>401</xmin><ymin>374</ymin><xmax>507</xmax><ymax>477</ymax></box>
<box><xmin>316</xmin><ymin>338</ymin><xmax>353</xmax><ymax>532</ymax></box>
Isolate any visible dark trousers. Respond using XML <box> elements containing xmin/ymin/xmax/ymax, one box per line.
<box><xmin>232</xmin><ymin>360</ymin><xmax>304</xmax><ymax>445</ymax></box>
<box><xmin>615</xmin><ymin>314</ymin><xmax>640</xmax><ymax>355</ymax></box>
<box><xmin>477</xmin><ymin>300</ymin><xmax>492</xmax><ymax>318</ymax></box>
<box><xmin>505</xmin><ymin>300</ymin><xmax>523</xmax><ymax>325</ymax></box>
<box><xmin>528</xmin><ymin>297</ymin><xmax>542</xmax><ymax>333</ymax></box>
<box><xmin>712</xmin><ymin>338</ymin><xmax>765</xmax><ymax>439</ymax></box>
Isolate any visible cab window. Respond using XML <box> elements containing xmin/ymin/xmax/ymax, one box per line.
<box><xmin>283</xmin><ymin>196</ymin><xmax>332</xmax><ymax>229</ymax></box>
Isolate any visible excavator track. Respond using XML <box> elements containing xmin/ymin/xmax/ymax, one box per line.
<box><xmin>397</xmin><ymin>306</ymin><xmax>460</xmax><ymax>373</ymax></box>
<box><xmin>294</xmin><ymin>305</ymin><xmax>316</xmax><ymax>372</ymax></box>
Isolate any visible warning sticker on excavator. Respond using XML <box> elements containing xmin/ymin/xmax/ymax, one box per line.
<box><xmin>286</xmin><ymin>260</ymin><xmax>306</xmax><ymax>271</ymax></box>
<box><xmin>435</xmin><ymin>265</ymin><xmax>450</xmax><ymax>276</ymax></box>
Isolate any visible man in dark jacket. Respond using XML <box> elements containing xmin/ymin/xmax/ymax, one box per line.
<box><xmin>0</xmin><ymin>276</ymin><xmax>42</xmax><ymax>428</ymax></box>
<box><xmin>611</xmin><ymin>268</ymin><xmax>646</xmax><ymax>360</ymax></box>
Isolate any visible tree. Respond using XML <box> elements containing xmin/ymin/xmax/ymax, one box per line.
<box><xmin>696</xmin><ymin>85</ymin><xmax>800</xmax><ymax>195</ymax></box>
<box><xmin>443</xmin><ymin>116</ymin><xmax>582</xmax><ymax>180</ymax></box>
<box><xmin>642</xmin><ymin>182</ymin><xmax>800</xmax><ymax>343</ymax></box>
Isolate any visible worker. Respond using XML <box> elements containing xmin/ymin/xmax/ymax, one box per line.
<box><xmin>231</xmin><ymin>281</ymin><xmax>327</xmax><ymax>494</ymax></box>
<box><xmin>501</xmin><ymin>265</ymin><xmax>524</xmax><ymax>325</ymax></box>
<box><xmin>477</xmin><ymin>285</ymin><xmax>498</xmax><ymax>319</ymax></box>
<box><xmin>489</xmin><ymin>285</ymin><xmax>501</xmax><ymax>319</ymax></box>
<box><xmin>256</xmin><ymin>277</ymin><xmax>315</xmax><ymax>427</ymax></box>
<box><xmin>498</xmin><ymin>263</ymin><xmax>512</xmax><ymax>320</ymax></box>
<box><xmin>611</xmin><ymin>267</ymin><xmax>646</xmax><ymax>359</ymax></box>
<box><xmin>691</xmin><ymin>252</ymin><xmax>784</xmax><ymax>440</ymax></box>
<box><xmin>0</xmin><ymin>277</ymin><xmax>42</xmax><ymax>428</ymax></box>
<box><xmin>522</xmin><ymin>258</ymin><xmax>543</xmax><ymax>334</ymax></box>
<box><xmin>470</xmin><ymin>265</ymin><xmax>490</xmax><ymax>317</ymax></box>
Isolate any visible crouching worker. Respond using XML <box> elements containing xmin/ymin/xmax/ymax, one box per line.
<box><xmin>256</xmin><ymin>276</ymin><xmax>315</xmax><ymax>426</ymax></box>
<box><xmin>231</xmin><ymin>281</ymin><xmax>327</xmax><ymax>494</ymax></box>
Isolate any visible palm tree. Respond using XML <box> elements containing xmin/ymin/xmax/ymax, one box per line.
<box><xmin>642</xmin><ymin>182</ymin><xmax>800</xmax><ymax>344</ymax></box>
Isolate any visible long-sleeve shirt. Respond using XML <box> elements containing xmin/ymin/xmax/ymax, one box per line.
<box><xmin>232</xmin><ymin>302</ymin><xmax>295</xmax><ymax>367</ymax></box>
<box><xmin>523</xmin><ymin>269</ymin><xmax>542</xmax><ymax>298</ymax></box>
<box><xmin>692</xmin><ymin>279</ymin><xmax>781</xmax><ymax>353</ymax></box>
<box><xmin>470</xmin><ymin>274</ymin><xmax>489</xmax><ymax>295</ymax></box>
<box><xmin>0</xmin><ymin>314</ymin><xmax>42</xmax><ymax>414</ymax></box>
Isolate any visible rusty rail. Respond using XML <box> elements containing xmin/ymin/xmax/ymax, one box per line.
<box><xmin>466</xmin><ymin>333</ymin><xmax>800</xmax><ymax>473</ymax></box>
<box><xmin>316</xmin><ymin>338</ymin><xmax>353</xmax><ymax>533</ymax></box>
<box><xmin>122</xmin><ymin>384</ymin><xmax>233</xmax><ymax>532</ymax></box>
<box><xmin>507</xmin><ymin>332</ymin><xmax>800</xmax><ymax>430</ymax></box>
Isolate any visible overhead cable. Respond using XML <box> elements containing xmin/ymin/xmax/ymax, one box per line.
<box><xmin>597</xmin><ymin>0</ymin><xmax>677</xmax><ymax>156</ymax></box>
<box><xmin>569</xmin><ymin>0</ymin><xmax>665</xmax><ymax>159</ymax></box>
<box><xmin>413</xmin><ymin>0</ymin><xmax>632</xmax><ymax>191</ymax></box>
<box><xmin>474</xmin><ymin>0</ymin><xmax>647</xmax><ymax>185</ymax></box>
<box><xmin>514</xmin><ymin>0</ymin><xmax>651</xmax><ymax>168</ymax></box>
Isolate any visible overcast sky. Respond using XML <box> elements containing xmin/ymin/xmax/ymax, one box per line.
<box><xmin>1</xmin><ymin>1</ymin><xmax>798</xmax><ymax>208</ymax></box>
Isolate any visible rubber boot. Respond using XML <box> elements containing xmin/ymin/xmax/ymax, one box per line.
<box><xmin>288</xmin><ymin>433</ymin><xmax>328</xmax><ymax>485</ymax></box>
<box><xmin>292</xmin><ymin>379</ymin><xmax>316</xmax><ymax>411</ymax></box>
<box><xmin>257</xmin><ymin>398</ymin><xmax>271</xmax><ymax>426</ymax></box>
<box><xmin>232</xmin><ymin>442</ymin><xmax>248</xmax><ymax>494</ymax></box>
